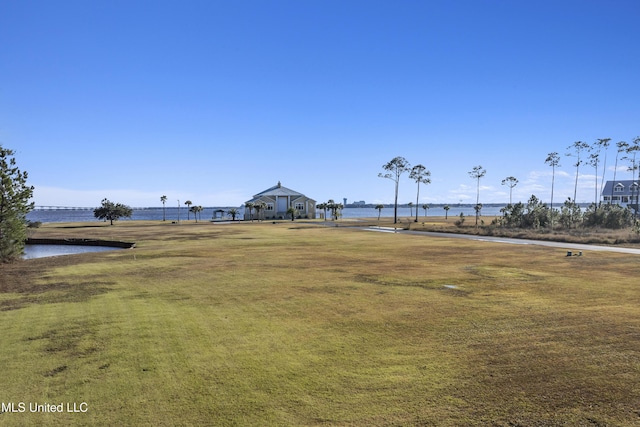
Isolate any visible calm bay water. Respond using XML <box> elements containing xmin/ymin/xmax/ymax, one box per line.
<box><xmin>23</xmin><ymin>244</ymin><xmax>121</xmax><ymax>259</ymax></box>
<box><xmin>27</xmin><ymin>206</ymin><xmax>508</xmax><ymax>223</ymax></box>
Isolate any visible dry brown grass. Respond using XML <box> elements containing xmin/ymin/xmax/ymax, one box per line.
<box><xmin>340</xmin><ymin>215</ymin><xmax>640</xmax><ymax>247</ymax></box>
<box><xmin>2</xmin><ymin>220</ymin><xmax>640</xmax><ymax>425</ymax></box>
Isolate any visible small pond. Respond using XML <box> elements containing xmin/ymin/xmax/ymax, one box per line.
<box><xmin>23</xmin><ymin>245</ymin><xmax>123</xmax><ymax>259</ymax></box>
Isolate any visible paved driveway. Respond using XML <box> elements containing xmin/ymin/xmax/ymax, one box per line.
<box><xmin>364</xmin><ymin>226</ymin><xmax>640</xmax><ymax>255</ymax></box>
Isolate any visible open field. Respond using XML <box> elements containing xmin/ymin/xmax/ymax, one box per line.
<box><xmin>2</xmin><ymin>220</ymin><xmax>640</xmax><ymax>425</ymax></box>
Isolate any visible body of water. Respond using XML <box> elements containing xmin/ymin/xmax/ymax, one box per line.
<box><xmin>23</xmin><ymin>244</ymin><xmax>122</xmax><ymax>259</ymax></box>
<box><xmin>27</xmin><ymin>205</ymin><xmax>508</xmax><ymax>223</ymax></box>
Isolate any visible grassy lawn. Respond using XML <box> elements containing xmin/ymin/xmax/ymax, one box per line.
<box><xmin>2</xmin><ymin>220</ymin><xmax>640</xmax><ymax>425</ymax></box>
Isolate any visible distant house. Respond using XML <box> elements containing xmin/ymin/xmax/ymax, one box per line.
<box><xmin>244</xmin><ymin>182</ymin><xmax>316</xmax><ymax>220</ymax></box>
<box><xmin>601</xmin><ymin>180</ymin><xmax>639</xmax><ymax>207</ymax></box>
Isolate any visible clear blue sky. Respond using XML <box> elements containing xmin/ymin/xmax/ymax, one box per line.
<box><xmin>2</xmin><ymin>0</ymin><xmax>639</xmax><ymax>207</ymax></box>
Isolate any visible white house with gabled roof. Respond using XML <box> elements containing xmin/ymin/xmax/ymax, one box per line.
<box><xmin>244</xmin><ymin>182</ymin><xmax>316</xmax><ymax>220</ymax></box>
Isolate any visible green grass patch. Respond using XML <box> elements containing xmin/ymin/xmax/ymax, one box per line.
<box><xmin>1</xmin><ymin>221</ymin><xmax>640</xmax><ymax>425</ymax></box>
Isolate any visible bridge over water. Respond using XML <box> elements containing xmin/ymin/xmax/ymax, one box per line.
<box><xmin>33</xmin><ymin>206</ymin><xmax>162</xmax><ymax>211</ymax></box>
<box><xmin>34</xmin><ymin>206</ymin><xmax>95</xmax><ymax>210</ymax></box>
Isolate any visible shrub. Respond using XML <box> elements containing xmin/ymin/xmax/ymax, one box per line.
<box><xmin>584</xmin><ymin>203</ymin><xmax>633</xmax><ymax>229</ymax></box>
<box><xmin>559</xmin><ymin>198</ymin><xmax>583</xmax><ymax>229</ymax></box>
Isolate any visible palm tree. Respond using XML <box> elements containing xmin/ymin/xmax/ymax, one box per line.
<box><xmin>501</xmin><ymin>176</ymin><xmax>518</xmax><ymax>205</ymax></box>
<box><xmin>588</xmin><ymin>152</ymin><xmax>600</xmax><ymax>206</ymax></box>
<box><xmin>160</xmin><ymin>195</ymin><xmax>167</xmax><ymax>221</ymax></box>
<box><xmin>375</xmin><ymin>204</ymin><xmax>384</xmax><ymax>220</ymax></box>
<box><xmin>444</xmin><ymin>205</ymin><xmax>450</xmax><ymax>220</ymax></box>
<box><xmin>286</xmin><ymin>206</ymin><xmax>298</xmax><ymax>221</ymax></box>
<box><xmin>545</xmin><ymin>152</ymin><xmax>560</xmax><ymax>229</ymax></box>
<box><xmin>566</xmin><ymin>141</ymin><xmax>590</xmax><ymax>202</ymax></box>
<box><xmin>245</xmin><ymin>202</ymin><xmax>254</xmax><ymax>222</ymax></box>
<box><xmin>408</xmin><ymin>202</ymin><xmax>413</xmax><ymax>218</ymax></box>
<box><xmin>316</xmin><ymin>202</ymin><xmax>328</xmax><ymax>221</ymax></box>
<box><xmin>326</xmin><ymin>200</ymin><xmax>335</xmax><ymax>220</ymax></box>
<box><xmin>379</xmin><ymin>156</ymin><xmax>411</xmax><ymax>224</ymax></box>
<box><xmin>595</xmin><ymin>138</ymin><xmax>611</xmax><ymax>200</ymax></box>
<box><xmin>624</xmin><ymin>140</ymin><xmax>640</xmax><ymax>217</ymax></box>
<box><xmin>326</xmin><ymin>200</ymin><xmax>343</xmax><ymax>221</ymax></box>
<box><xmin>611</xmin><ymin>141</ymin><xmax>629</xmax><ymax>203</ymax></box>
<box><xmin>468</xmin><ymin>165</ymin><xmax>486</xmax><ymax>227</ymax></box>
<box><xmin>409</xmin><ymin>164</ymin><xmax>431</xmax><ymax>222</ymax></box>
<box><xmin>254</xmin><ymin>201</ymin><xmax>266</xmax><ymax>221</ymax></box>
<box><xmin>185</xmin><ymin>200</ymin><xmax>193</xmax><ymax>220</ymax></box>
<box><xmin>227</xmin><ymin>207</ymin><xmax>239</xmax><ymax>221</ymax></box>
<box><xmin>422</xmin><ymin>204</ymin><xmax>429</xmax><ymax>218</ymax></box>
<box><xmin>190</xmin><ymin>205</ymin><xmax>203</xmax><ymax>222</ymax></box>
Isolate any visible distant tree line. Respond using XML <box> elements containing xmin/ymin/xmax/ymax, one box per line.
<box><xmin>381</xmin><ymin>135</ymin><xmax>640</xmax><ymax>231</ymax></box>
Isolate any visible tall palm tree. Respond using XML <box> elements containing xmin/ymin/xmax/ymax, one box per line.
<box><xmin>595</xmin><ymin>138</ymin><xmax>611</xmax><ymax>199</ymax></box>
<box><xmin>379</xmin><ymin>156</ymin><xmax>411</xmax><ymax>224</ymax></box>
<box><xmin>468</xmin><ymin>165</ymin><xmax>486</xmax><ymax>227</ymax></box>
<box><xmin>443</xmin><ymin>205</ymin><xmax>450</xmax><ymax>220</ymax></box>
<box><xmin>501</xmin><ymin>176</ymin><xmax>518</xmax><ymax>205</ymax></box>
<box><xmin>245</xmin><ymin>202</ymin><xmax>254</xmax><ymax>222</ymax></box>
<box><xmin>566</xmin><ymin>141</ymin><xmax>589</xmax><ymax>202</ymax></box>
<box><xmin>409</xmin><ymin>164</ymin><xmax>431</xmax><ymax>222</ymax></box>
<box><xmin>545</xmin><ymin>152</ymin><xmax>560</xmax><ymax>229</ymax></box>
<box><xmin>375</xmin><ymin>204</ymin><xmax>384</xmax><ymax>220</ymax></box>
<box><xmin>160</xmin><ymin>195</ymin><xmax>167</xmax><ymax>221</ymax></box>
<box><xmin>634</xmin><ymin>137</ymin><xmax>640</xmax><ymax>212</ymax></box>
<box><xmin>185</xmin><ymin>200</ymin><xmax>193</xmax><ymax>220</ymax></box>
<box><xmin>611</xmin><ymin>141</ymin><xmax>629</xmax><ymax>203</ymax></box>
<box><xmin>588</xmin><ymin>152</ymin><xmax>600</xmax><ymax>206</ymax></box>
<box><xmin>624</xmin><ymin>140</ymin><xmax>640</xmax><ymax>217</ymax></box>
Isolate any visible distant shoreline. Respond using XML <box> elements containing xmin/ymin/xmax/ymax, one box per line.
<box><xmin>27</xmin><ymin>204</ymin><xmax>594</xmax><ymax>224</ymax></box>
<box><xmin>30</xmin><ymin>202</ymin><xmax>593</xmax><ymax>210</ymax></box>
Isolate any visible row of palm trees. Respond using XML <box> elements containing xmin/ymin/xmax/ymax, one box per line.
<box><xmin>244</xmin><ymin>201</ymin><xmax>266</xmax><ymax>221</ymax></box>
<box><xmin>244</xmin><ymin>201</ymin><xmax>303</xmax><ymax>221</ymax></box>
<box><xmin>183</xmin><ymin>200</ymin><xmax>205</xmax><ymax>221</ymax></box>
<box><xmin>160</xmin><ymin>195</ymin><xmax>238</xmax><ymax>222</ymax></box>
<box><xmin>317</xmin><ymin>200</ymin><xmax>343</xmax><ymax>221</ymax></box>
<box><xmin>373</xmin><ymin>203</ymin><xmax>453</xmax><ymax>221</ymax></box>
